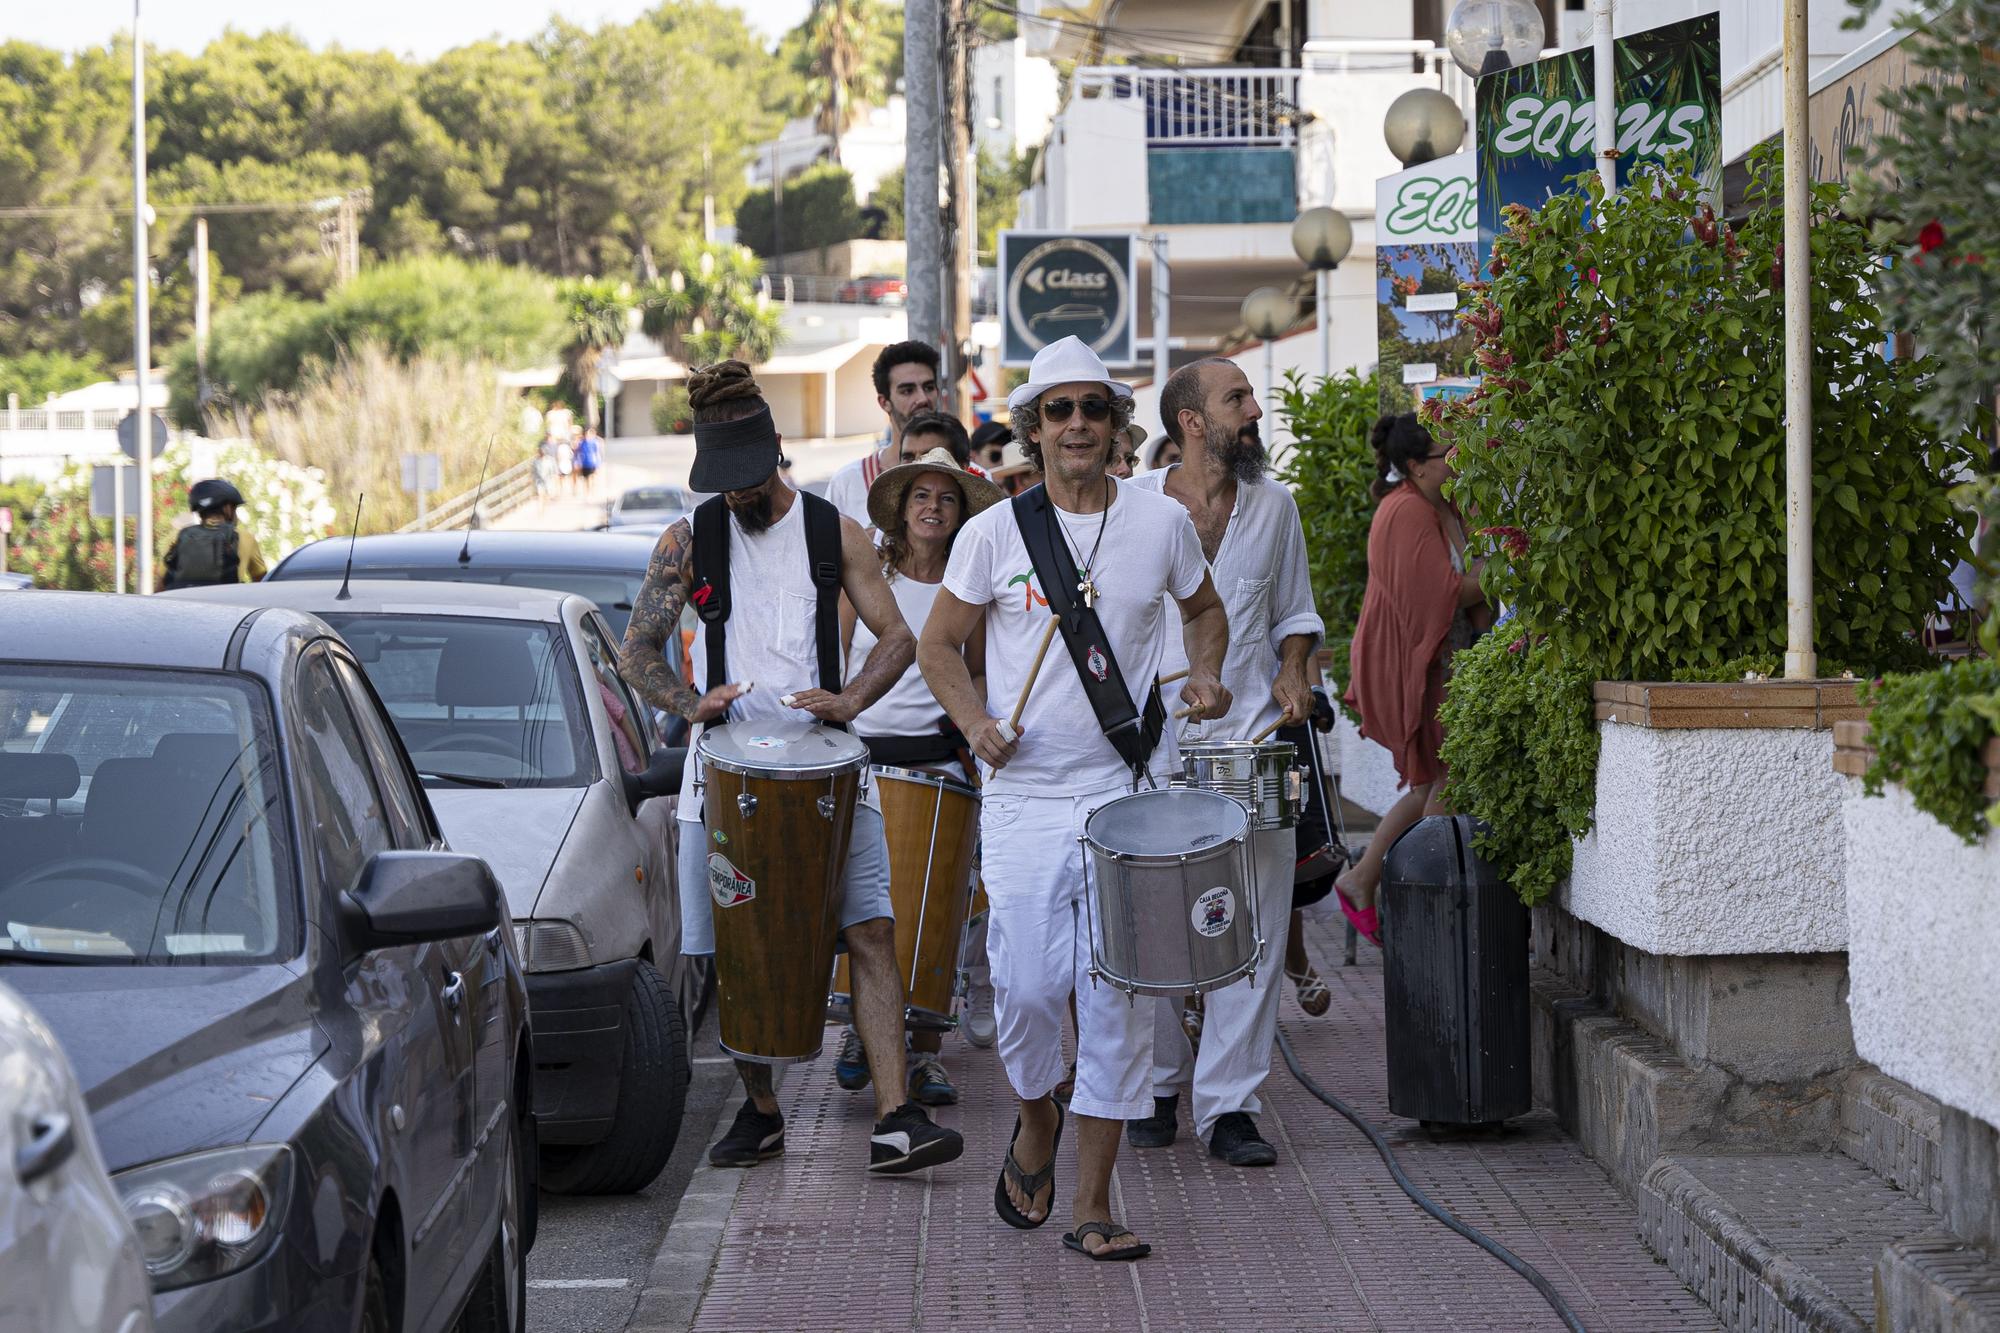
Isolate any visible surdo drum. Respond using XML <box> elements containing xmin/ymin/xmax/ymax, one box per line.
<box><xmin>1080</xmin><ymin>787</ymin><xmax>1257</xmax><ymax>997</ymax></box>
<box><xmin>1177</xmin><ymin>739</ymin><xmax>1302</xmax><ymax>830</ymax></box>
<box><xmin>697</xmin><ymin>718</ymin><xmax>868</xmax><ymax>1064</ymax></box>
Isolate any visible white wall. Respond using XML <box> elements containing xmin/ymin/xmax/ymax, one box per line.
<box><xmin>1296</xmin><ymin>63</ymin><xmax>1441</xmax><ymax>214</ymax></box>
<box><xmin>1056</xmin><ymin>96</ymin><xmax>1150</xmax><ymax>229</ymax></box>
<box><xmin>974</xmin><ymin>39</ymin><xmax>1061</xmax><ymax>163</ymax></box>
<box><xmin>1717</xmin><ymin>0</ymin><xmax>1896</xmax><ymax>161</ymax></box>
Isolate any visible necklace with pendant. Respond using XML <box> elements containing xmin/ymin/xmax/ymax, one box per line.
<box><xmin>1050</xmin><ymin>477</ymin><xmax>1111</xmax><ymax>609</ymax></box>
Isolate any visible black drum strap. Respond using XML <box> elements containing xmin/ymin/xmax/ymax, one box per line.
<box><xmin>801</xmin><ymin>491</ymin><xmax>845</xmax><ymax>696</ymax></box>
<box><xmin>692</xmin><ymin>495</ymin><xmax>732</xmax><ymax>709</ymax></box>
<box><xmin>1010</xmin><ymin>484</ymin><xmax>1164</xmax><ymax>784</ymax></box>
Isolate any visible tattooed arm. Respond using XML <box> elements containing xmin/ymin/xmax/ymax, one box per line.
<box><xmin>619</xmin><ymin>518</ymin><xmax>744</xmax><ymax>722</ymax></box>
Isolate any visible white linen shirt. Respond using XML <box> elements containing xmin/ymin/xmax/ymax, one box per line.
<box><xmin>1131</xmin><ymin>468</ymin><xmax>1323</xmax><ymax>743</ymax></box>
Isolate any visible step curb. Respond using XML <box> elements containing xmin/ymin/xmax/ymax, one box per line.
<box><xmin>625</xmin><ymin>1092</ymin><xmax>752</xmax><ymax>1333</ymax></box>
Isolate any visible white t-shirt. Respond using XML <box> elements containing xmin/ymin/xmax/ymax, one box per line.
<box><xmin>849</xmin><ymin>573</ymin><xmax>948</xmax><ymax>737</ymax></box>
<box><xmin>942</xmin><ymin>479</ymin><xmax>1208</xmax><ymax>796</ymax></box>
<box><xmin>1131</xmin><ymin>469</ymin><xmax>1323</xmax><ymax>743</ymax></box>
<box><xmin>824</xmin><ymin>451</ymin><xmax>889</xmax><ymax>529</ymax></box>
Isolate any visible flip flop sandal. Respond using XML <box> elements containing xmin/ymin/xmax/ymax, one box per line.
<box><xmin>1286</xmin><ymin>966</ymin><xmax>1331</xmax><ymax>1017</ymax></box>
<box><xmin>1062</xmin><ymin>1220</ymin><xmax>1152</xmax><ymax>1262</ymax></box>
<box><xmin>1334</xmin><ymin>881</ymin><xmax>1383</xmax><ymax>948</ymax></box>
<box><xmin>994</xmin><ymin>1103</ymin><xmax>1063</xmax><ymax>1231</ymax></box>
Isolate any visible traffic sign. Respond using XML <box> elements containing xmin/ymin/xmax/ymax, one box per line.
<box><xmin>400</xmin><ymin>452</ymin><xmax>442</xmax><ymax>495</ymax></box>
<box><xmin>117</xmin><ymin>411</ymin><xmax>169</xmax><ymax>461</ymax></box>
<box><xmin>90</xmin><ymin>465</ymin><xmax>142</xmax><ymax>519</ymax></box>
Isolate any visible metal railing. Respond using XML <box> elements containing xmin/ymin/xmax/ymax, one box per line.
<box><xmin>1075</xmin><ymin>66</ymin><xmax>1305</xmax><ymax>146</ymax></box>
<box><xmin>757</xmin><ymin>273</ymin><xmax>860</xmax><ymax>305</ymax></box>
<box><xmin>397</xmin><ymin>456</ymin><xmax>539</xmax><ymax>533</ymax></box>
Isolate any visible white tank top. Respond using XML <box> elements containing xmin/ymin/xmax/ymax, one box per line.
<box><xmin>849</xmin><ymin>574</ymin><xmax>945</xmax><ymax>737</ymax></box>
<box><xmin>676</xmin><ymin>497</ymin><xmax>875</xmax><ymax>820</ymax></box>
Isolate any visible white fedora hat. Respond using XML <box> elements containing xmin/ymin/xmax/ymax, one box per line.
<box><xmin>1005</xmin><ymin>335</ymin><xmax>1134</xmax><ymax>417</ymax></box>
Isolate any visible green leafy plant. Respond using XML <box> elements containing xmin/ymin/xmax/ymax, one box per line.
<box><xmin>651</xmin><ymin>383</ymin><xmax>692</xmax><ymax>434</ymax></box>
<box><xmin>638</xmin><ymin>242</ymin><xmax>783</xmax><ymax>366</ymax></box>
<box><xmin>1276</xmin><ymin>367</ymin><xmax>1378</xmax><ymax>721</ymax></box>
<box><xmin>1438</xmin><ymin>635</ymin><xmax>1601</xmax><ymax>904</ymax></box>
<box><xmin>1861</xmin><ymin>660</ymin><xmax>2000</xmax><ymax>843</ymax></box>
<box><xmin>735</xmin><ymin>163</ymin><xmax>865</xmax><ymax>257</ymax></box>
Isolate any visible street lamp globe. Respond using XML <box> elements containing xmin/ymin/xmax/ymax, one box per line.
<box><xmin>1291</xmin><ymin>207</ymin><xmax>1353</xmax><ymax>271</ymax></box>
<box><xmin>1383</xmin><ymin>88</ymin><xmax>1467</xmax><ymax>167</ymax></box>
<box><xmin>1445</xmin><ymin>0</ymin><xmax>1545</xmax><ymax>79</ymax></box>
<box><xmin>1241</xmin><ymin>286</ymin><xmax>1297</xmax><ymax>341</ymax></box>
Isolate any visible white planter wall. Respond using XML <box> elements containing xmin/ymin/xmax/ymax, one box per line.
<box><xmin>1565</xmin><ymin>722</ymin><xmax>1847</xmax><ymax>955</ymax></box>
<box><xmin>1333</xmin><ymin>713</ymin><xmax>1405</xmax><ymax>819</ymax></box>
<box><xmin>1841</xmin><ymin>778</ymin><xmax>2000</xmax><ymax>1129</ymax></box>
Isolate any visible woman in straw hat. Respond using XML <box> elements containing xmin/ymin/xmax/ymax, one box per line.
<box><xmin>827</xmin><ymin>446</ymin><xmax>1006</xmax><ymax>1107</ymax></box>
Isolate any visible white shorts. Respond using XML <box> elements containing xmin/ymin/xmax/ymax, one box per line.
<box><xmin>676</xmin><ymin>804</ymin><xmax>893</xmax><ymax>956</ymax></box>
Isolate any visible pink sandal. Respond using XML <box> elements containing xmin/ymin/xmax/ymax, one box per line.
<box><xmin>1334</xmin><ymin>877</ymin><xmax>1382</xmax><ymax>948</ymax></box>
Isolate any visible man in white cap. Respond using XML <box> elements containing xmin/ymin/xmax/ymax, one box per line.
<box><xmin>1126</xmin><ymin>357</ymin><xmax>1322</xmax><ymax>1167</ymax></box>
<box><xmin>919</xmin><ymin>335</ymin><xmax>1232</xmax><ymax>1261</ymax></box>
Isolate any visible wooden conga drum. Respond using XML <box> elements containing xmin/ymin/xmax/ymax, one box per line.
<box><xmin>698</xmin><ymin>718</ymin><xmax>867</xmax><ymax>1064</ymax></box>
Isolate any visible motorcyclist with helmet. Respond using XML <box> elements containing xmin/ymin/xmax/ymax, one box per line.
<box><xmin>160</xmin><ymin>479</ymin><xmax>267</xmax><ymax>589</ymax></box>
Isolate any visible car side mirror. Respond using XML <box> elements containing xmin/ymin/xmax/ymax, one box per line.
<box><xmin>339</xmin><ymin>851</ymin><xmax>502</xmax><ymax>958</ymax></box>
<box><xmin>622</xmin><ymin>746</ymin><xmax>686</xmax><ymax>814</ymax></box>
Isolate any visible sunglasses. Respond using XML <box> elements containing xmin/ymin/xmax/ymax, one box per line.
<box><xmin>1040</xmin><ymin>397</ymin><xmax>1114</xmax><ymax>424</ymax></box>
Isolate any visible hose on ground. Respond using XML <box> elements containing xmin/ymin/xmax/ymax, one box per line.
<box><xmin>1276</xmin><ymin>1026</ymin><xmax>1590</xmax><ymax>1333</ymax></box>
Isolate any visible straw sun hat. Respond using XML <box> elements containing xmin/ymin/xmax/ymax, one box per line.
<box><xmin>866</xmin><ymin>446</ymin><xmax>1006</xmax><ymax>534</ymax></box>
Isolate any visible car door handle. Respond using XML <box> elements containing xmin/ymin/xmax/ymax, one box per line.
<box><xmin>441</xmin><ymin>971</ymin><xmax>466</xmax><ymax>1013</ymax></box>
<box><xmin>16</xmin><ymin>1112</ymin><xmax>74</xmax><ymax>1187</ymax></box>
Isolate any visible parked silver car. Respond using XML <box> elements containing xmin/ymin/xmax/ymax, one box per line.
<box><xmin>167</xmin><ymin>580</ymin><xmax>693</xmax><ymax>1195</ymax></box>
<box><xmin>0</xmin><ymin>979</ymin><xmax>154</xmax><ymax>1333</ymax></box>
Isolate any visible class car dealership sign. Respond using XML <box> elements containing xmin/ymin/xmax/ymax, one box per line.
<box><xmin>999</xmin><ymin>231</ymin><xmax>1138</xmax><ymax>368</ymax></box>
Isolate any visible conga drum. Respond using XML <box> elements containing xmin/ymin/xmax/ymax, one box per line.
<box><xmin>698</xmin><ymin>718</ymin><xmax>868</xmax><ymax>1063</ymax></box>
<box><xmin>827</xmin><ymin>765</ymin><xmax>980</xmax><ymax>1031</ymax></box>
<box><xmin>1080</xmin><ymin>787</ymin><xmax>1257</xmax><ymax>997</ymax></box>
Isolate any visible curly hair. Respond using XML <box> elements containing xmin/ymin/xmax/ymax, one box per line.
<box><xmin>877</xmin><ymin>476</ymin><xmax>971</xmax><ymax>581</ymax></box>
<box><xmin>871</xmin><ymin>341</ymin><xmax>942</xmax><ymax>398</ymax></box>
<box><xmin>687</xmin><ymin>360</ymin><xmax>767</xmax><ymax>423</ymax></box>
<box><xmin>1015</xmin><ymin>389</ymin><xmax>1134</xmax><ymax>472</ymax></box>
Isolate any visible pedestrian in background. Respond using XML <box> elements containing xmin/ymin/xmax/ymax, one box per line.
<box><xmin>556</xmin><ymin>432</ymin><xmax>577</xmax><ymax>494</ymax></box>
<box><xmin>576</xmin><ymin>425</ymin><xmax>604</xmax><ymax>495</ymax></box>
<box><xmin>534</xmin><ymin>428</ymin><xmax>559</xmax><ymax>500</ymax></box>
<box><xmin>971</xmin><ymin>420</ymin><xmax>1011</xmax><ymax>474</ymax></box>
<box><xmin>161</xmin><ymin>479</ymin><xmax>266</xmax><ymax>588</ymax></box>
<box><xmin>1337</xmin><ymin>412</ymin><xmax>1487</xmax><ymax>945</ymax></box>
<box><xmin>1144</xmin><ymin>435</ymin><xmax>1181</xmax><ymax>472</ymax></box>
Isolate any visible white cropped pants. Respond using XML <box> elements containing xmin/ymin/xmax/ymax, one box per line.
<box><xmin>980</xmin><ymin>784</ymin><xmax>1154</xmax><ymax>1122</ymax></box>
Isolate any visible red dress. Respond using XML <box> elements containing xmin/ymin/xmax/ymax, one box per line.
<box><xmin>1344</xmin><ymin>483</ymin><xmax>1466</xmax><ymax>788</ymax></box>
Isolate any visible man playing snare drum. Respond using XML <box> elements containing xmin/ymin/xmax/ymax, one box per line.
<box><xmin>620</xmin><ymin>360</ymin><xmax>964</xmax><ymax>1177</ymax></box>
<box><xmin>1127</xmin><ymin>359</ymin><xmax>1322</xmax><ymax>1167</ymax></box>
<box><xmin>920</xmin><ymin>336</ymin><xmax>1232</xmax><ymax>1261</ymax></box>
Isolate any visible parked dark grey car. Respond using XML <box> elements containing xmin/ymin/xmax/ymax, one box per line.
<box><xmin>0</xmin><ymin>592</ymin><xmax>532</xmax><ymax>1333</ymax></box>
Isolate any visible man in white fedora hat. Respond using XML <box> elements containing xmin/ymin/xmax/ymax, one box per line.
<box><xmin>919</xmin><ymin>335</ymin><xmax>1232</xmax><ymax>1261</ymax></box>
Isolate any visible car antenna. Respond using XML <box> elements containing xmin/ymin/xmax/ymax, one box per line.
<box><xmin>336</xmin><ymin>494</ymin><xmax>364</xmax><ymax>601</ymax></box>
<box><xmin>459</xmin><ymin>433</ymin><xmax>497</xmax><ymax>567</ymax></box>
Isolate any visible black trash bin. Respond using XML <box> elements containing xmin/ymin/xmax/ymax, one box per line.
<box><xmin>1380</xmin><ymin>814</ymin><xmax>1530</xmax><ymax>1128</ymax></box>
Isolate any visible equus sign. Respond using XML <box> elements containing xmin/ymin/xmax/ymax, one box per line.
<box><xmin>999</xmin><ymin>231</ymin><xmax>1137</xmax><ymax>368</ymax></box>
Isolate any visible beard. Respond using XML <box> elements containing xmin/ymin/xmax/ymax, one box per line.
<box><xmin>1210</xmin><ymin>416</ymin><xmax>1269</xmax><ymax>482</ymax></box>
<box><xmin>727</xmin><ymin>489</ymin><xmax>777</xmax><ymax>533</ymax></box>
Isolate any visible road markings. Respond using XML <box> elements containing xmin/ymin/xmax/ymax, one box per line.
<box><xmin>528</xmin><ymin>1278</ymin><xmax>631</xmax><ymax>1290</ymax></box>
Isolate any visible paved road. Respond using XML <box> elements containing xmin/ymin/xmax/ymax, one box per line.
<box><xmin>525</xmin><ymin>1002</ymin><xmax>736</xmax><ymax>1333</ymax></box>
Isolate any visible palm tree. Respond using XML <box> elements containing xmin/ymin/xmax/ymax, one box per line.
<box><xmin>556</xmin><ymin>276</ymin><xmax>634</xmax><ymax>431</ymax></box>
<box><xmin>792</xmin><ymin>0</ymin><xmax>889</xmax><ymax>165</ymax></box>
<box><xmin>639</xmin><ymin>243</ymin><xmax>784</xmax><ymax>367</ymax></box>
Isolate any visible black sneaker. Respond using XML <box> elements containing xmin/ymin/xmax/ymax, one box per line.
<box><xmin>868</xmin><ymin>1102</ymin><xmax>964</xmax><ymax>1175</ymax></box>
<box><xmin>1125</xmin><ymin>1094</ymin><xmax>1179</xmax><ymax>1149</ymax></box>
<box><xmin>1208</xmin><ymin>1111</ymin><xmax>1276</xmax><ymax>1167</ymax></box>
<box><xmin>834</xmin><ymin>1027</ymin><xmax>870</xmax><ymax>1091</ymax></box>
<box><xmin>708</xmin><ymin>1099</ymin><xmax>784</xmax><ymax>1168</ymax></box>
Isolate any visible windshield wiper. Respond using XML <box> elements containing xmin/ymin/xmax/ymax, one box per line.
<box><xmin>420</xmin><ymin>770</ymin><xmax>508</xmax><ymax>788</ymax></box>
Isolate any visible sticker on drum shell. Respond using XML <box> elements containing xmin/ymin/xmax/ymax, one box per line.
<box><xmin>708</xmin><ymin>853</ymin><xmax>756</xmax><ymax>908</ymax></box>
<box><xmin>1191</xmin><ymin>886</ymin><xmax>1236</xmax><ymax>938</ymax></box>
<box><xmin>744</xmin><ymin>735</ymin><xmax>785</xmax><ymax>750</ymax></box>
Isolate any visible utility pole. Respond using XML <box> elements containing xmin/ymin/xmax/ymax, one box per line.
<box><xmin>193</xmin><ymin>216</ymin><xmax>210</xmax><ymax>414</ymax></box>
<box><xmin>132</xmin><ymin>0</ymin><xmax>154</xmax><ymax>595</ymax></box>
<box><xmin>1782</xmin><ymin>0</ymin><xmax>1816</xmax><ymax>679</ymax></box>
<box><xmin>945</xmin><ymin>0</ymin><xmax>976</xmax><ymax>423</ymax></box>
<box><xmin>769</xmin><ymin>140</ymin><xmax>785</xmax><ymax>266</ymax></box>
<box><xmin>904</xmin><ymin>0</ymin><xmax>945</xmax><ymax>351</ymax></box>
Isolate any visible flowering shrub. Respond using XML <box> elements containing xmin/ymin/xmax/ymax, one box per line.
<box><xmin>16</xmin><ymin>439</ymin><xmax>336</xmax><ymax>592</ymax></box>
<box><xmin>1277</xmin><ymin>368</ymin><xmax>1380</xmax><ymax>723</ymax></box>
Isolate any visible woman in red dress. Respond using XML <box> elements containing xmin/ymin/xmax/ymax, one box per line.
<box><xmin>1336</xmin><ymin>412</ymin><xmax>1488</xmax><ymax>943</ymax></box>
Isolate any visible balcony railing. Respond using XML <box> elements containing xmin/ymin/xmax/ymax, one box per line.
<box><xmin>1074</xmin><ymin>67</ymin><xmax>1304</xmax><ymax>147</ymax></box>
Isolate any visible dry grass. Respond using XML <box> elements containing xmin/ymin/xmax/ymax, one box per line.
<box><xmin>223</xmin><ymin>341</ymin><xmax>537</xmax><ymax>534</ymax></box>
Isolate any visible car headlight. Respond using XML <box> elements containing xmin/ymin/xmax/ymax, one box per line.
<box><xmin>114</xmin><ymin>1144</ymin><xmax>291</xmax><ymax>1291</ymax></box>
<box><xmin>512</xmin><ymin>918</ymin><xmax>590</xmax><ymax>972</ymax></box>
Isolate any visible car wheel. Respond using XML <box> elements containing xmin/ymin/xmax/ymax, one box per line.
<box><xmin>455</xmin><ymin>1113</ymin><xmax>526</xmax><ymax>1333</ymax></box>
<box><xmin>359</xmin><ymin>1251</ymin><xmax>394</xmax><ymax>1333</ymax></box>
<box><xmin>538</xmin><ymin>960</ymin><xmax>687</xmax><ymax>1195</ymax></box>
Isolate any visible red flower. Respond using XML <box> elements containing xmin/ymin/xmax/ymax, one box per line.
<box><xmin>1508</xmin><ymin>636</ymin><xmax>1529</xmax><ymax>655</ymax></box>
<box><xmin>1479</xmin><ymin>526</ymin><xmax>1530</xmax><ymax>559</ymax></box>
<box><xmin>1918</xmin><ymin>220</ymin><xmax>1946</xmax><ymax>253</ymax></box>
<box><xmin>1587</xmin><ymin>267</ymin><xmax>1600</xmax><ymax>285</ymax></box>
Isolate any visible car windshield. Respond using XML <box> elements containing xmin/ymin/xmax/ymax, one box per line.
<box><xmin>321</xmin><ymin>568</ymin><xmax>644</xmax><ymax>638</ymax></box>
<box><xmin>318</xmin><ymin>613</ymin><xmax>592</xmax><ymax>789</ymax></box>
<box><xmin>618</xmin><ymin>487</ymin><xmax>684</xmax><ymax>512</ymax></box>
<box><xmin>0</xmin><ymin>666</ymin><xmax>295</xmax><ymax>965</ymax></box>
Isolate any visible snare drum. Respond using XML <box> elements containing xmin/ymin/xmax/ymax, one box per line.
<box><xmin>1081</xmin><ymin>787</ymin><xmax>1257</xmax><ymax>997</ymax></box>
<box><xmin>698</xmin><ymin>719</ymin><xmax>868</xmax><ymax>1064</ymax></box>
<box><xmin>1178</xmin><ymin>739</ymin><xmax>1301</xmax><ymax>830</ymax></box>
<box><xmin>826</xmin><ymin>765</ymin><xmax>980</xmax><ymax>1031</ymax></box>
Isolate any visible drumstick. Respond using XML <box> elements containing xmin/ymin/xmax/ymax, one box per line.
<box><xmin>1174</xmin><ymin>705</ymin><xmax>1202</xmax><ymax>720</ymax></box>
<box><xmin>1251</xmin><ymin>719</ymin><xmax>1284</xmax><ymax>743</ymax></box>
<box><xmin>1157</xmin><ymin>667</ymin><xmax>1190</xmax><ymax>687</ymax></box>
<box><xmin>999</xmin><ymin>616</ymin><xmax>1062</xmax><ymax>743</ymax></box>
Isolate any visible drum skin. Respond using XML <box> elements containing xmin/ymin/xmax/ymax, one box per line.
<box><xmin>702</xmin><ymin>752</ymin><xmax>862</xmax><ymax>1065</ymax></box>
<box><xmin>828</xmin><ymin>767</ymin><xmax>979</xmax><ymax>1031</ymax></box>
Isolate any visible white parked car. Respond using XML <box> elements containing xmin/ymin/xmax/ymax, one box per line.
<box><xmin>0</xmin><ymin>979</ymin><xmax>154</xmax><ymax>1333</ymax></box>
<box><xmin>166</xmin><ymin>580</ymin><xmax>695</xmax><ymax>1195</ymax></box>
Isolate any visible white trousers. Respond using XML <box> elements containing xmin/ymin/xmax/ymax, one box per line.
<box><xmin>981</xmin><ymin>785</ymin><xmax>1154</xmax><ymax>1122</ymax></box>
<box><xmin>1151</xmin><ymin>825</ymin><xmax>1296</xmax><ymax>1139</ymax></box>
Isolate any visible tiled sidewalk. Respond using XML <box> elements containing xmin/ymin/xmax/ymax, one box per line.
<box><xmin>665</xmin><ymin>914</ymin><xmax>1722</xmax><ymax>1333</ymax></box>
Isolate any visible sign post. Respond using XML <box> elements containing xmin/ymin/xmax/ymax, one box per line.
<box><xmin>401</xmin><ymin>452</ymin><xmax>442</xmax><ymax>527</ymax></box>
<box><xmin>0</xmin><ymin>503</ymin><xmax>11</xmax><ymax>574</ymax></box>
<box><xmin>998</xmin><ymin>232</ymin><xmax>1139</xmax><ymax>368</ymax></box>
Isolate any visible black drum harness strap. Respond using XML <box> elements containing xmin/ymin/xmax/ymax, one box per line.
<box><xmin>690</xmin><ymin>490</ymin><xmax>846</xmax><ymax>727</ymax></box>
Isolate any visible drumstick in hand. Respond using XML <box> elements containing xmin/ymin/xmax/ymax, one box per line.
<box><xmin>1250</xmin><ymin>719</ymin><xmax>1284</xmax><ymax>743</ymax></box>
<box><xmin>999</xmin><ymin>616</ymin><xmax>1061</xmax><ymax>743</ymax></box>
<box><xmin>1157</xmin><ymin>667</ymin><xmax>1190</xmax><ymax>687</ymax></box>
